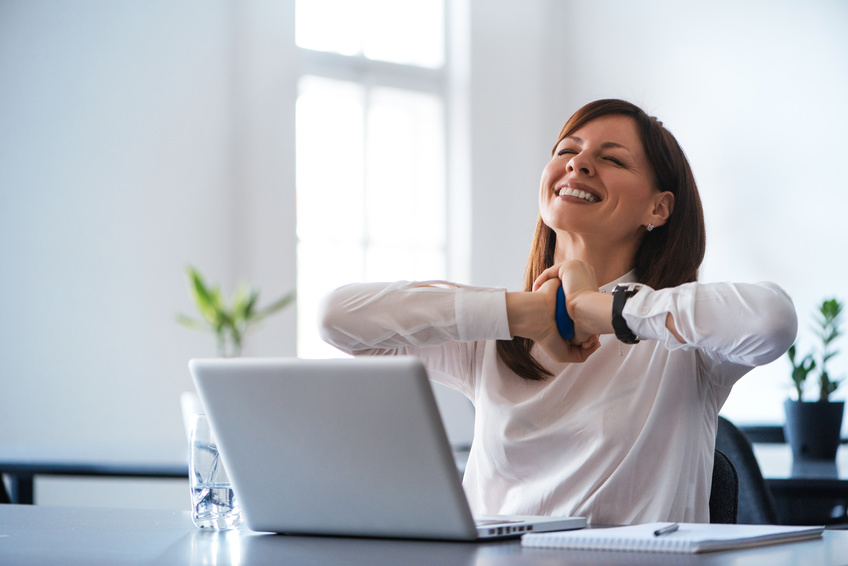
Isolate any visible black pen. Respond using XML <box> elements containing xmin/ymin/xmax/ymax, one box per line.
<box><xmin>653</xmin><ymin>523</ymin><xmax>679</xmax><ymax>537</ymax></box>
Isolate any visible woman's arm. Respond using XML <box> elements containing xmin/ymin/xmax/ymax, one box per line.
<box><xmin>319</xmin><ymin>281</ymin><xmax>511</xmax><ymax>355</ymax></box>
<box><xmin>320</xmin><ymin>279</ymin><xmax>599</xmax><ymax>363</ymax></box>
<box><xmin>534</xmin><ymin>259</ymin><xmax>797</xmax><ymax>368</ymax></box>
<box><xmin>623</xmin><ymin>280</ymin><xmax>798</xmax><ymax>367</ymax></box>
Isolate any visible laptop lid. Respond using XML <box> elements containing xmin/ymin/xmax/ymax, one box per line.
<box><xmin>189</xmin><ymin>356</ymin><xmax>584</xmax><ymax>540</ymax></box>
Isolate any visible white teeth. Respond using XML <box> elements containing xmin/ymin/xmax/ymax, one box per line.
<box><xmin>558</xmin><ymin>187</ymin><xmax>598</xmax><ymax>203</ymax></box>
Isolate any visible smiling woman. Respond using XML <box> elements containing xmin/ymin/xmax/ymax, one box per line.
<box><xmin>319</xmin><ymin>98</ymin><xmax>797</xmax><ymax>526</ymax></box>
<box><xmin>502</xmin><ymin>99</ymin><xmax>706</xmax><ymax>379</ymax></box>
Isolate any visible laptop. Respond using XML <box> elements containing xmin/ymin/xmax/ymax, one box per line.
<box><xmin>189</xmin><ymin>356</ymin><xmax>586</xmax><ymax>540</ymax></box>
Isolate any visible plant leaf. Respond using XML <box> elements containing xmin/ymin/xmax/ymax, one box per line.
<box><xmin>174</xmin><ymin>313</ymin><xmax>209</xmax><ymax>332</ymax></box>
<box><xmin>253</xmin><ymin>290</ymin><xmax>296</xmax><ymax>322</ymax></box>
<box><xmin>231</xmin><ymin>283</ymin><xmax>251</xmax><ymax>324</ymax></box>
<box><xmin>188</xmin><ymin>267</ymin><xmax>222</xmax><ymax>324</ymax></box>
<box><xmin>242</xmin><ymin>288</ymin><xmax>260</xmax><ymax>320</ymax></box>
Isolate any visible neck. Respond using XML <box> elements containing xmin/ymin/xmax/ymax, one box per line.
<box><xmin>553</xmin><ymin>231</ymin><xmax>640</xmax><ymax>287</ymax></box>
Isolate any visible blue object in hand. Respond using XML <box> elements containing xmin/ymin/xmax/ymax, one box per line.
<box><xmin>555</xmin><ymin>286</ymin><xmax>575</xmax><ymax>341</ymax></box>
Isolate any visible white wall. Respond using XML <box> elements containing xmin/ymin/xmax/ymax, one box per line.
<box><xmin>0</xmin><ymin>0</ymin><xmax>296</xmax><ymax>507</ymax></box>
<box><xmin>1</xmin><ymin>0</ymin><xmax>232</xmax><ymax>448</ymax></box>
<box><xmin>2</xmin><ymin>0</ymin><xmax>847</xmax><ymax>507</ymax></box>
<box><xmin>467</xmin><ymin>0</ymin><xmax>563</xmax><ymax>290</ymax></box>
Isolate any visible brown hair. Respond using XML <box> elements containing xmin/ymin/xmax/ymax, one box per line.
<box><xmin>496</xmin><ymin>99</ymin><xmax>706</xmax><ymax>380</ymax></box>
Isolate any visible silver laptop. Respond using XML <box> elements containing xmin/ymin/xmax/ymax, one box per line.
<box><xmin>189</xmin><ymin>356</ymin><xmax>586</xmax><ymax>540</ymax></box>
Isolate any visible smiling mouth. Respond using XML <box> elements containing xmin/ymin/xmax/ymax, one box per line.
<box><xmin>558</xmin><ymin>186</ymin><xmax>599</xmax><ymax>203</ymax></box>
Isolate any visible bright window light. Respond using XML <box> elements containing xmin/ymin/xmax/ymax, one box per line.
<box><xmin>295</xmin><ymin>0</ymin><xmax>444</xmax><ymax>68</ymax></box>
<box><xmin>366</xmin><ymin>87</ymin><xmax>446</xmax><ymax>249</ymax></box>
<box><xmin>295</xmin><ymin>0</ymin><xmax>447</xmax><ymax>359</ymax></box>
<box><xmin>296</xmin><ymin>76</ymin><xmax>447</xmax><ymax>359</ymax></box>
<box><xmin>296</xmin><ymin>76</ymin><xmax>365</xmax><ymax>244</ymax></box>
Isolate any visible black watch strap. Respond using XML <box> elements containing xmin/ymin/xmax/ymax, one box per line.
<box><xmin>612</xmin><ymin>283</ymin><xmax>643</xmax><ymax>344</ymax></box>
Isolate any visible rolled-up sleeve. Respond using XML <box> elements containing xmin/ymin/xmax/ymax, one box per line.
<box><xmin>622</xmin><ymin>281</ymin><xmax>798</xmax><ymax>368</ymax></box>
<box><xmin>319</xmin><ymin>280</ymin><xmax>511</xmax><ymax>355</ymax></box>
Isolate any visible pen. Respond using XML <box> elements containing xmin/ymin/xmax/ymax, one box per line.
<box><xmin>653</xmin><ymin>523</ymin><xmax>679</xmax><ymax>537</ymax></box>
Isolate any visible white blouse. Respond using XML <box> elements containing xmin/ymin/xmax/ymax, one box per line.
<box><xmin>319</xmin><ymin>272</ymin><xmax>797</xmax><ymax>525</ymax></box>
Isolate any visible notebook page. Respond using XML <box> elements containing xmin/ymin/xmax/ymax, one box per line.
<box><xmin>521</xmin><ymin>522</ymin><xmax>824</xmax><ymax>554</ymax></box>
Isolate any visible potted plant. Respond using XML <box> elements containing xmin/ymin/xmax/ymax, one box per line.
<box><xmin>176</xmin><ymin>265</ymin><xmax>295</xmax><ymax>437</ymax></box>
<box><xmin>176</xmin><ymin>265</ymin><xmax>296</xmax><ymax>357</ymax></box>
<box><xmin>784</xmin><ymin>298</ymin><xmax>845</xmax><ymax>460</ymax></box>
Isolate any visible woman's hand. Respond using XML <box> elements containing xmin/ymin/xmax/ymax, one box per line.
<box><xmin>533</xmin><ymin>259</ymin><xmax>610</xmax><ymax>340</ymax></box>
<box><xmin>506</xmin><ymin>276</ymin><xmax>601</xmax><ymax>364</ymax></box>
<box><xmin>533</xmin><ymin>259</ymin><xmax>598</xmax><ymax>297</ymax></box>
<box><xmin>533</xmin><ymin>277</ymin><xmax>602</xmax><ymax>362</ymax></box>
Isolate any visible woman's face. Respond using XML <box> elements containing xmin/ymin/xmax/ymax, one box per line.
<box><xmin>539</xmin><ymin>114</ymin><xmax>669</xmax><ymax>247</ymax></box>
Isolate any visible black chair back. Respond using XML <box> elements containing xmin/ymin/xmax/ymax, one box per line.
<box><xmin>715</xmin><ymin>415</ymin><xmax>780</xmax><ymax>524</ymax></box>
<box><xmin>709</xmin><ymin>449</ymin><xmax>738</xmax><ymax>523</ymax></box>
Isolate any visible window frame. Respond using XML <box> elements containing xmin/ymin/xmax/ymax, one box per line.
<box><xmin>294</xmin><ymin>7</ymin><xmax>461</xmax><ymax>358</ymax></box>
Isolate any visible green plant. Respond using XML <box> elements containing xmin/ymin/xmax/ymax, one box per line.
<box><xmin>176</xmin><ymin>265</ymin><xmax>295</xmax><ymax>357</ymax></box>
<box><xmin>787</xmin><ymin>344</ymin><xmax>816</xmax><ymax>401</ymax></box>
<box><xmin>815</xmin><ymin>298</ymin><xmax>844</xmax><ymax>401</ymax></box>
<box><xmin>786</xmin><ymin>298</ymin><xmax>844</xmax><ymax>402</ymax></box>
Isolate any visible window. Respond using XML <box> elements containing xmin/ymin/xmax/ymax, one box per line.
<box><xmin>295</xmin><ymin>0</ymin><xmax>444</xmax><ymax>68</ymax></box>
<box><xmin>295</xmin><ymin>0</ymin><xmax>448</xmax><ymax>359</ymax></box>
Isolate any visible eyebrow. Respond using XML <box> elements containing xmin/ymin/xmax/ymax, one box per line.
<box><xmin>565</xmin><ymin>136</ymin><xmax>633</xmax><ymax>152</ymax></box>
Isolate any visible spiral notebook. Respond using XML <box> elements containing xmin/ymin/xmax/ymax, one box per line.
<box><xmin>521</xmin><ymin>522</ymin><xmax>824</xmax><ymax>554</ymax></box>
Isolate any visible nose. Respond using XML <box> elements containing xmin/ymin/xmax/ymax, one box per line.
<box><xmin>566</xmin><ymin>152</ymin><xmax>593</xmax><ymax>176</ymax></box>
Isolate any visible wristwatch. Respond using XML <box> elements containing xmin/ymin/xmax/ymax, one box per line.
<box><xmin>612</xmin><ymin>283</ymin><xmax>644</xmax><ymax>344</ymax></box>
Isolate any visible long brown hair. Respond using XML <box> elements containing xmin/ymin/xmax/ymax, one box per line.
<box><xmin>496</xmin><ymin>99</ymin><xmax>706</xmax><ymax>380</ymax></box>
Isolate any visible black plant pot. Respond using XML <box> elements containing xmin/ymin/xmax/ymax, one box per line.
<box><xmin>783</xmin><ymin>399</ymin><xmax>845</xmax><ymax>460</ymax></box>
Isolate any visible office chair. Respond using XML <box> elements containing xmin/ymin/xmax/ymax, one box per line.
<box><xmin>715</xmin><ymin>415</ymin><xmax>780</xmax><ymax>524</ymax></box>
<box><xmin>709</xmin><ymin>449</ymin><xmax>738</xmax><ymax>523</ymax></box>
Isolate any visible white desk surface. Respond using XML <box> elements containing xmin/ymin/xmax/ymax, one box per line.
<box><xmin>2</xmin><ymin>504</ymin><xmax>848</xmax><ymax>566</ymax></box>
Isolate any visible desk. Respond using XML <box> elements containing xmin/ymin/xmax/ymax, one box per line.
<box><xmin>0</xmin><ymin>444</ymin><xmax>188</xmax><ymax>504</ymax></box>
<box><xmin>755</xmin><ymin>443</ymin><xmax>848</xmax><ymax>524</ymax></box>
<box><xmin>1</xmin><ymin>505</ymin><xmax>846</xmax><ymax>566</ymax></box>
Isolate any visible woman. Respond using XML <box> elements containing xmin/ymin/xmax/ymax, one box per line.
<box><xmin>319</xmin><ymin>99</ymin><xmax>797</xmax><ymax>525</ymax></box>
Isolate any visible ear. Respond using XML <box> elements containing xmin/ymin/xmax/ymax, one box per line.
<box><xmin>648</xmin><ymin>191</ymin><xmax>675</xmax><ymax>228</ymax></box>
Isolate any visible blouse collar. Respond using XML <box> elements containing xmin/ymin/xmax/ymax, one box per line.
<box><xmin>599</xmin><ymin>269</ymin><xmax>638</xmax><ymax>294</ymax></box>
